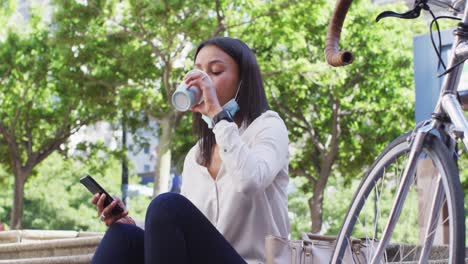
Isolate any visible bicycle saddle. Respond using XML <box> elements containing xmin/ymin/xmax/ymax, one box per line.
<box><xmin>376</xmin><ymin>0</ymin><xmax>430</xmax><ymax>22</ymax></box>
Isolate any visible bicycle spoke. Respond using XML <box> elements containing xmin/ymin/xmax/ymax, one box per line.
<box><xmin>335</xmin><ymin>133</ymin><xmax>463</xmax><ymax>264</ymax></box>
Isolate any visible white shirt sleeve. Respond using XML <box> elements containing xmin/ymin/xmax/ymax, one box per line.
<box><xmin>212</xmin><ymin>113</ymin><xmax>289</xmax><ymax>196</ymax></box>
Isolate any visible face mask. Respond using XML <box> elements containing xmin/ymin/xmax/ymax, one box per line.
<box><xmin>202</xmin><ymin>81</ymin><xmax>242</xmax><ymax>129</ymax></box>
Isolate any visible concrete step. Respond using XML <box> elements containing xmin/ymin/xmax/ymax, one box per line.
<box><xmin>384</xmin><ymin>243</ymin><xmax>468</xmax><ymax>263</ymax></box>
<box><xmin>0</xmin><ymin>236</ymin><xmax>101</xmax><ymax>260</ymax></box>
<box><xmin>0</xmin><ymin>254</ymin><xmax>93</xmax><ymax>264</ymax></box>
<box><xmin>0</xmin><ymin>230</ymin><xmax>102</xmax><ymax>244</ymax></box>
<box><xmin>386</xmin><ymin>260</ymin><xmax>468</xmax><ymax>264</ymax></box>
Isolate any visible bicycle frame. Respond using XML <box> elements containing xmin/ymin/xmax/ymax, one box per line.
<box><xmin>365</xmin><ymin>4</ymin><xmax>468</xmax><ymax>263</ymax></box>
<box><xmin>434</xmin><ymin>2</ymin><xmax>468</xmax><ymax>151</ymax></box>
<box><xmin>327</xmin><ymin>0</ymin><xmax>467</xmax><ymax>263</ymax></box>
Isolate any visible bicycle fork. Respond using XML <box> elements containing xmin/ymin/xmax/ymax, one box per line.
<box><xmin>370</xmin><ymin>124</ymin><xmax>435</xmax><ymax>264</ymax></box>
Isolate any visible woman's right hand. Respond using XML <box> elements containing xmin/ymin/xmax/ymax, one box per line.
<box><xmin>184</xmin><ymin>71</ymin><xmax>223</xmax><ymax>119</ymax></box>
<box><xmin>92</xmin><ymin>193</ymin><xmax>133</xmax><ymax>226</ymax></box>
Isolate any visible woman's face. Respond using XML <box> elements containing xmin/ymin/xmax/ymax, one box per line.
<box><xmin>194</xmin><ymin>45</ymin><xmax>240</xmax><ymax>106</ymax></box>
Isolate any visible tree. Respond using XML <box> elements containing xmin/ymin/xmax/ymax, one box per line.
<box><xmin>0</xmin><ymin>152</ymin><xmax>150</xmax><ymax>232</ymax></box>
<box><xmin>0</xmin><ymin>1</ymin><xmax>150</xmax><ymax>228</ymax></box>
<box><xmin>0</xmin><ymin>0</ymin><xmax>430</xmax><ymax>232</ymax></box>
<box><xmin>95</xmin><ymin>0</ymin><xmax>299</xmax><ymax>196</ymax></box>
<box><xmin>0</xmin><ymin>0</ymin><xmax>307</xmax><ymax>228</ymax></box>
<box><xmin>235</xmin><ymin>0</ymin><xmax>425</xmax><ymax>232</ymax></box>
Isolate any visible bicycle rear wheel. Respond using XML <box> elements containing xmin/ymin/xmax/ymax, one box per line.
<box><xmin>331</xmin><ymin>132</ymin><xmax>465</xmax><ymax>263</ymax></box>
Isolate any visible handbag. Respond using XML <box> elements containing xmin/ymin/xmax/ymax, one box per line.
<box><xmin>265</xmin><ymin>233</ymin><xmax>372</xmax><ymax>264</ymax></box>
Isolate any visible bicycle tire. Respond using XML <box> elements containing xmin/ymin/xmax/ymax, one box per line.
<box><xmin>331</xmin><ymin>132</ymin><xmax>465</xmax><ymax>263</ymax></box>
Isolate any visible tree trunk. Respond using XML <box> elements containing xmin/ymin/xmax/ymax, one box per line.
<box><xmin>308</xmin><ymin>98</ymin><xmax>341</xmax><ymax>233</ymax></box>
<box><xmin>10</xmin><ymin>169</ymin><xmax>28</xmax><ymax>229</ymax></box>
<box><xmin>309</xmin><ymin>169</ymin><xmax>330</xmax><ymax>233</ymax></box>
<box><xmin>153</xmin><ymin>115</ymin><xmax>176</xmax><ymax>197</ymax></box>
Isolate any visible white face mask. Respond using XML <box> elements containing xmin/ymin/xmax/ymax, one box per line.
<box><xmin>202</xmin><ymin>81</ymin><xmax>242</xmax><ymax>129</ymax></box>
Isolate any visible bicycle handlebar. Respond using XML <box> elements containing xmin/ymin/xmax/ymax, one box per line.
<box><xmin>325</xmin><ymin>0</ymin><xmax>354</xmax><ymax>67</ymax></box>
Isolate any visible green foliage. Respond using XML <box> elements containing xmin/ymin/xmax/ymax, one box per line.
<box><xmin>0</xmin><ymin>0</ymin><xmax>166</xmax><ymax>226</ymax></box>
<box><xmin>0</xmin><ymin>152</ymin><xmax>151</xmax><ymax>231</ymax></box>
<box><xmin>288</xmin><ymin>175</ymin><xmax>359</xmax><ymax>239</ymax></box>
<box><xmin>0</xmin><ymin>0</ymin><xmax>161</xmax><ymax>171</ymax></box>
<box><xmin>288</xmin><ymin>175</ymin><xmax>361</xmax><ymax>239</ymax></box>
<box><xmin>460</xmin><ymin>151</ymin><xmax>467</xmax><ymax>190</ymax></box>
<box><xmin>292</xmin><ymin>161</ymin><xmax>468</xmax><ymax>245</ymax></box>
<box><xmin>263</xmin><ymin>0</ymin><xmax>422</xmax><ymax>178</ymax></box>
<box><xmin>460</xmin><ymin>154</ymin><xmax>467</xmax><ymax>245</ymax></box>
<box><xmin>0</xmin><ymin>0</ymin><xmax>465</xmax><ymax>235</ymax></box>
<box><xmin>227</xmin><ymin>0</ymin><xmax>429</xmax><ymax>231</ymax></box>
<box><xmin>0</xmin><ymin>165</ymin><xmax>12</xmax><ymax>229</ymax></box>
<box><xmin>288</xmin><ymin>176</ymin><xmax>312</xmax><ymax>239</ymax></box>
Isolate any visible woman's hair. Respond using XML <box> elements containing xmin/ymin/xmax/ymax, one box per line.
<box><xmin>193</xmin><ymin>37</ymin><xmax>270</xmax><ymax>166</ymax></box>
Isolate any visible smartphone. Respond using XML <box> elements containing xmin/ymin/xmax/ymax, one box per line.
<box><xmin>80</xmin><ymin>175</ymin><xmax>124</xmax><ymax>215</ymax></box>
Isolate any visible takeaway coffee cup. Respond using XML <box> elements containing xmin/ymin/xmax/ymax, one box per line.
<box><xmin>172</xmin><ymin>69</ymin><xmax>209</xmax><ymax>112</ymax></box>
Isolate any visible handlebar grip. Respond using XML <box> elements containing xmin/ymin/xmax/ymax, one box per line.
<box><xmin>325</xmin><ymin>0</ymin><xmax>354</xmax><ymax>67</ymax></box>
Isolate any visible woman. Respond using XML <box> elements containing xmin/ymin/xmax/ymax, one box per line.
<box><xmin>91</xmin><ymin>37</ymin><xmax>290</xmax><ymax>264</ymax></box>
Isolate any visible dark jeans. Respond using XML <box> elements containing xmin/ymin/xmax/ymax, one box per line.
<box><xmin>92</xmin><ymin>193</ymin><xmax>247</xmax><ymax>264</ymax></box>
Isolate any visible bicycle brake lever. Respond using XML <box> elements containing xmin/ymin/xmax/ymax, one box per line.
<box><xmin>375</xmin><ymin>9</ymin><xmax>420</xmax><ymax>22</ymax></box>
<box><xmin>375</xmin><ymin>0</ymin><xmax>429</xmax><ymax>22</ymax></box>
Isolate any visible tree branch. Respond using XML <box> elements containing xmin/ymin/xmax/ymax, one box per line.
<box><xmin>33</xmin><ymin>120</ymin><xmax>88</xmax><ymax>167</ymax></box>
<box><xmin>227</xmin><ymin>0</ymin><xmax>298</xmax><ymax>31</ymax></box>
<box><xmin>339</xmin><ymin>108</ymin><xmax>386</xmax><ymax>117</ymax></box>
<box><xmin>0</xmin><ymin>122</ymin><xmax>21</xmax><ymax>169</ymax></box>
<box><xmin>322</xmin><ymin>96</ymin><xmax>341</xmax><ymax>169</ymax></box>
<box><xmin>211</xmin><ymin>0</ymin><xmax>226</xmax><ymax>37</ymax></box>
<box><xmin>270</xmin><ymin>100</ymin><xmax>308</xmax><ymax>131</ymax></box>
<box><xmin>162</xmin><ymin>61</ymin><xmax>173</xmax><ymax>105</ymax></box>
<box><xmin>174</xmin><ymin>111</ymin><xmax>185</xmax><ymax>125</ymax></box>
<box><xmin>34</xmin><ymin>131</ymin><xmax>72</xmax><ymax>167</ymax></box>
<box><xmin>11</xmin><ymin>85</ymin><xmax>32</xmax><ymax>136</ymax></box>
<box><xmin>272</xmin><ymin>97</ymin><xmax>325</xmax><ymax>153</ymax></box>
<box><xmin>171</xmin><ymin>41</ymin><xmax>188</xmax><ymax>64</ymax></box>
<box><xmin>78</xmin><ymin>73</ymin><xmax>127</xmax><ymax>89</ymax></box>
<box><xmin>0</xmin><ymin>66</ymin><xmax>12</xmax><ymax>85</ymax></box>
<box><xmin>289</xmin><ymin>166</ymin><xmax>317</xmax><ymax>185</ymax></box>
<box><xmin>25</xmin><ymin>109</ymin><xmax>33</xmax><ymax>160</ymax></box>
<box><xmin>270</xmin><ymin>96</ymin><xmax>323</xmax><ymax>173</ymax></box>
<box><xmin>116</xmin><ymin>20</ymin><xmax>166</xmax><ymax>62</ymax></box>
<box><xmin>342</xmin><ymin>72</ymin><xmax>363</xmax><ymax>94</ymax></box>
<box><xmin>261</xmin><ymin>70</ymin><xmax>283</xmax><ymax>77</ymax></box>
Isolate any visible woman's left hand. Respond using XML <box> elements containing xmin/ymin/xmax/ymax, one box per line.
<box><xmin>184</xmin><ymin>72</ymin><xmax>223</xmax><ymax>118</ymax></box>
<box><xmin>92</xmin><ymin>193</ymin><xmax>130</xmax><ymax>227</ymax></box>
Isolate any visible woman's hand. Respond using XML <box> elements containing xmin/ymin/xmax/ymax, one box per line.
<box><xmin>92</xmin><ymin>193</ymin><xmax>133</xmax><ymax>226</ymax></box>
<box><xmin>184</xmin><ymin>72</ymin><xmax>223</xmax><ymax>118</ymax></box>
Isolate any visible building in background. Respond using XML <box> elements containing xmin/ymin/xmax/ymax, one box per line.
<box><xmin>68</xmin><ymin>120</ymin><xmax>159</xmax><ymax>184</ymax></box>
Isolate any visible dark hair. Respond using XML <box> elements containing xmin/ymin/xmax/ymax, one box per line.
<box><xmin>193</xmin><ymin>37</ymin><xmax>270</xmax><ymax>166</ymax></box>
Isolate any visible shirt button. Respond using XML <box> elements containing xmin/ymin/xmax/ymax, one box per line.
<box><xmin>223</xmin><ymin>148</ymin><xmax>228</xmax><ymax>153</ymax></box>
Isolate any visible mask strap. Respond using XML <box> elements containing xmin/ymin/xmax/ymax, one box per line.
<box><xmin>234</xmin><ymin>80</ymin><xmax>242</xmax><ymax>101</ymax></box>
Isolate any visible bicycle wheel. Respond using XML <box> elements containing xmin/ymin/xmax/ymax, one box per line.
<box><xmin>331</xmin><ymin>132</ymin><xmax>465</xmax><ymax>264</ymax></box>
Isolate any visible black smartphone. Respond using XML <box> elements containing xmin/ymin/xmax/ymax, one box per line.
<box><xmin>80</xmin><ymin>175</ymin><xmax>124</xmax><ymax>215</ymax></box>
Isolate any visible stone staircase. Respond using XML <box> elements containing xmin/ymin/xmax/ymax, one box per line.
<box><xmin>0</xmin><ymin>230</ymin><xmax>103</xmax><ymax>264</ymax></box>
<box><xmin>0</xmin><ymin>230</ymin><xmax>464</xmax><ymax>263</ymax></box>
<box><xmin>382</xmin><ymin>244</ymin><xmax>468</xmax><ymax>263</ymax></box>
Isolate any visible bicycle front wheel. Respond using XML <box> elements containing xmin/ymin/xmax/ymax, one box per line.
<box><xmin>332</xmin><ymin>132</ymin><xmax>465</xmax><ymax>263</ymax></box>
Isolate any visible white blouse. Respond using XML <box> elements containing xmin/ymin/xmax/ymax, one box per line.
<box><xmin>181</xmin><ymin>110</ymin><xmax>290</xmax><ymax>264</ymax></box>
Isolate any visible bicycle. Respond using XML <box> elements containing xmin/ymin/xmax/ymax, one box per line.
<box><xmin>325</xmin><ymin>0</ymin><xmax>467</xmax><ymax>263</ymax></box>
